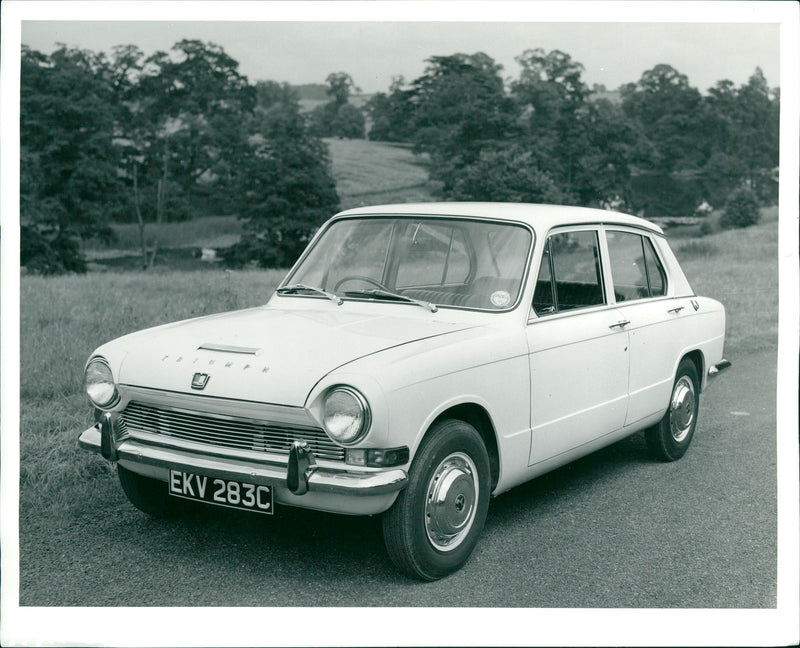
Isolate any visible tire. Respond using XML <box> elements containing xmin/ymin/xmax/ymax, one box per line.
<box><xmin>382</xmin><ymin>419</ymin><xmax>491</xmax><ymax>581</ymax></box>
<box><xmin>645</xmin><ymin>358</ymin><xmax>700</xmax><ymax>461</ymax></box>
<box><xmin>118</xmin><ymin>465</ymin><xmax>180</xmax><ymax>517</ymax></box>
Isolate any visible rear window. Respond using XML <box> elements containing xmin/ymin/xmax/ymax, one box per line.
<box><xmin>606</xmin><ymin>231</ymin><xmax>667</xmax><ymax>302</ymax></box>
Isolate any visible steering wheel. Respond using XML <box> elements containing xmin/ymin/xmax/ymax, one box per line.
<box><xmin>334</xmin><ymin>275</ymin><xmax>390</xmax><ymax>292</ymax></box>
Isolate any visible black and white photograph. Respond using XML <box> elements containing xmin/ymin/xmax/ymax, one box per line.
<box><xmin>1</xmin><ymin>1</ymin><xmax>798</xmax><ymax>646</ymax></box>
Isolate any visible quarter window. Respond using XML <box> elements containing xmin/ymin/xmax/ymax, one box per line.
<box><xmin>533</xmin><ymin>230</ymin><xmax>605</xmax><ymax>315</ymax></box>
<box><xmin>643</xmin><ymin>238</ymin><xmax>666</xmax><ymax>296</ymax></box>
<box><xmin>606</xmin><ymin>231</ymin><xmax>667</xmax><ymax>301</ymax></box>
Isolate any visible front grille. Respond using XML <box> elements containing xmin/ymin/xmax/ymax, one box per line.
<box><xmin>121</xmin><ymin>401</ymin><xmax>344</xmax><ymax>461</ymax></box>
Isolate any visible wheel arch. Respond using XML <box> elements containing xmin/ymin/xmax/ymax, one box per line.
<box><xmin>680</xmin><ymin>349</ymin><xmax>705</xmax><ymax>391</ymax></box>
<box><xmin>427</xmin><ymin>403</ymin><xmax>500</xmax><ymax>492</ymax></box>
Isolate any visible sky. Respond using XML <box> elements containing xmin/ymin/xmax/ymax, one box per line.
<box><xmin>21</xmin><ymin>18</ymin><xmax>780</xmax><ymax>94</ymax></box>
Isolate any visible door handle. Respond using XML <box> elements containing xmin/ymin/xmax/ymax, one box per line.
<box><xmin>609</xmin><ymin>320</ymin><xmax>630</xmax><ymax>329</ymax></box>
<box><xmin>668</xmin><ymin>306</ymin><xmax>685</xmax><ymax>314</ymax></box>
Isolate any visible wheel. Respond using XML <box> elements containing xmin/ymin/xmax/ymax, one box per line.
<box><xmin>645</xmin><ymin>358</ymin><xmax>700</xmax><ymax>461</ymax></box>
<box><xmin>382</xmin><ymin>419</ymin><xmax>491</xmax><ymax>581</ymax></box>
<box><xmin>334</xmin><ymin>275</ymin><xmax>389</xmax><ymax>292</ymax></box>
<box><xmin>117</xmin><ymin>465</ymin><xmax>180</xmax><ymax>517</ymax></box>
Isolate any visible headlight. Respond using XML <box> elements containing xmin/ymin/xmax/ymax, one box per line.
<box><xmin>322</xmin><ymin>386</ymin><xmax>370</xmax><ymax>444</ymax></box>
<box><xmin>85</xmin><ymin>357</ymin><xmax>118</xmax><ymax>408</ymax></box>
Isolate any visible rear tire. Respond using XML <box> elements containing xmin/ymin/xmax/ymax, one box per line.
<box><xmin>382</xmin><ymin>419</ymin><xmax>490</xmax><ymax>581</ymax></box>
<box><xmin>645</xmin><ymin>358</ymin><xmax>700</xmax><ymax>461</ymax></box>
<box><xmin>118</xmin><ymin>465</ymin><xmax>179</xmax><ymax>517</ymax></box>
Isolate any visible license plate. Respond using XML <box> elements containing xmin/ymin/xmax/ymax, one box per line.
<box><xmin>168</xmin><ymin>470</ymin><xmax>273</xmax><ymax>515</ymax></box>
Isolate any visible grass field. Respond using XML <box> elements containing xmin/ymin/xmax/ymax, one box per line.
<box><xmin>18</xmin><ymin>206</ymin><xmax>779</xmax><ymax>523</ymax></box>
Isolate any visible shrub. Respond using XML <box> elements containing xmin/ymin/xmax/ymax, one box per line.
<box><xmin>21</xmin><ymin>226</ymin><xmax>87</xmax><ymax>275</ymax></box>
<box><xmin>720</xmin><ymin>185</ymin><xmax>760</xmax><ymax>229</ymax></box>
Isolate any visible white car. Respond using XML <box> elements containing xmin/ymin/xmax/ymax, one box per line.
<box><xmin>79</xmin><ymin>203</ymin><xmax>729</xmax><ymax>580</ymax></box>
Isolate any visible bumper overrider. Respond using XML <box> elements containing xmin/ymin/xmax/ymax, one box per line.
<box><xmin>79</xmin><ymin>415</ymin><xmax>408</xmax><ymax>515</ymax></box>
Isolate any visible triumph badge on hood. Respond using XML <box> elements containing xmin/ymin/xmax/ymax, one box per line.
<box><xmin>191</xmin><ymin>373</ymin><xmax>210</xmax><ymax>390</ymax></box>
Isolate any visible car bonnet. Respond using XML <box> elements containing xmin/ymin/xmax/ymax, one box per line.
<box><xmin>114</xmin><ymin>305</ymin><xmax>476</xmax><ymax>406</ymax></box>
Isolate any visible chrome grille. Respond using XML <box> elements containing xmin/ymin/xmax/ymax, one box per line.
<box><xmin>121</xmin><ymin>401</ymin><xmax>344</xmax><ymax>461</ymax></box>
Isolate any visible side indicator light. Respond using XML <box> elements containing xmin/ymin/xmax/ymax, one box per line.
<box><xmin>346</xmin><ymin>447</ymin><xmax>409</xmax><ymax>468</ymax></box>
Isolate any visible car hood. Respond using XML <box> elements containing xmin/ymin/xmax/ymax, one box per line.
<box><xmin>114</xmin><ymin>306</ymin><xmax>476</xmax><ymax>406</ymax></box>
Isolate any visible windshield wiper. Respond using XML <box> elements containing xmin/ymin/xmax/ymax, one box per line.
<box><xmin>344</xmin><ymin>289</ymin><xmax>438</xmax><ymax>313</ymax></box>
<box><xmin>276</xmin><ymin>283</ymin><xmax>342</xmax><ymax>305</ymax></box>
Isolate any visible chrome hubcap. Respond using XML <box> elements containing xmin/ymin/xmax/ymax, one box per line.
<box><xmin>425</xmin><ymin>452</ymin><xmax>478</xmax><ymax>552</ymax></box>
<box><xmin>669</xmin><ymin>376</ymin><xmax>696</xmax><ymax>443</ymax></box>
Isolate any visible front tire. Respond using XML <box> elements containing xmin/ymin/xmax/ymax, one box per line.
<box><xmin>645</xmin><ymin>358</ymin><xmax>700</xmax><ymax>461</ymax></box>
<box><xmin>382</xmin><ymin>419</ymin><xmax>491</xmax><ymax>581</ymax></box>
<box><xmin>118</xmin><ymin>465</ymin><xmax>179</xmax><ymax>517</ymax></box>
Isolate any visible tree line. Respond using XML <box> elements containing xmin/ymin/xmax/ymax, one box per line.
<box><xmin>365</xmin><ymin>51</ymin><xmax>778</xmax><ymax>214</ymax></box>
<box><xmin>20</xmin><ymin>41</ymin><xmax>779</xmax><ymax>274</ymax></box>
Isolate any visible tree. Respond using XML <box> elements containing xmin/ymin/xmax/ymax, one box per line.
<box><xmin>446</xmin><ymin>145</ymin><xmax>568</xmax><ymax>204</ymax></box>
<box><xmin>702</xmin><ymin>68</ymin><xmax>779</xmax><ymax>205</ymax></box>
<box><xmin>20</xmin><ymin>45</ymin><xmax>122</xmax><ymax>273</ymax></box>
<box><xmin>511</xmin><ymin>48</ymin><xmax>590</xmax><ymax>198</ymax></box>
<box><xmin>513</xmin><ymin>48</ymin><xmax>590</xmax><ymax>118</ymax></box>
<box><xmin>572</xmin><ymin>98</ymin><xmax>641</xmax><ymax>208</ymax></box>
<box><xmin>332</xmin><ymin>103</ymin><xmax>366</xmax><ymax>139</ymax></box>
<box><xmin>223</xmin><ymin>82</ymin><xmax>340</xmax><ymax>268</ymax></box>
<box><xmin>732</xmin><ymin>68</ymin><xmax>779</xmax><ymax>196</ymax></box>
<box><xmin>309</xmin><ymin>71</ymin><xmax>365</xmax><ymax>139</ymax></box>
<box><xmin>620</xmin><ymin>64</ymin><xmax>706</xmax><ymax>172</ymax></box>
<box><xmin>325</xmin><ymin>71</ymin><xmax>358</xmax><ymax>105</ymax></box>
<box><xmin>405</xmin><ymin>53</ymin><xmax>518</xmax><ymax>192</ymax></box>
<box><xmin>135</xmin><ymin>40</ymin><xmax>257</xmax><ymax>217</ymax></box>
<box><xmin>104</xmin><ymin>44</ymin><xmax>163</xmax><ymax>267</ymax></box>
<box><xmin>365</xmin><ymin>76</ymin><xmax>415</xmax><ymax>142</ymax></box>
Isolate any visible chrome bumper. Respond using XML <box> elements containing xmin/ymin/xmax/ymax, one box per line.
<box><xmin>78</xmin><ymin>423</ymin><xmax>408</xmax><ymax>498</ymax></box>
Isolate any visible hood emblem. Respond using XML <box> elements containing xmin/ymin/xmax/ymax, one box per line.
<box><xmin>191</xmin><ymin>373</ymin><xmax>210</xmax><ymax>390</ymax></box>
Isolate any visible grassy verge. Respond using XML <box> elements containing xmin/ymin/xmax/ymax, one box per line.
<box><xmin>19</xmin><ymin>209</ymin><xmax>778</xmax><ymax>521</ymax></box>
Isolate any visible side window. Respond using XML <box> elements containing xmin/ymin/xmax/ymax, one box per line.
<box><xmin>607</xmin><ymin>230</ymin><xmax>667</xmax><ymax>301</ymax></box>
<box><xmin>607</xmin><ymin>231</ymin><xmax>648</xmax><ymax>302</ymax></box>
<box><xmin>533</xmin><ymin>230</ymin><xmax>605</xmax><ymax>315</ymax></box>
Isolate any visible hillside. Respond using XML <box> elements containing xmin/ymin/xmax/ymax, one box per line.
<box><xmin>324</xmin><ymin>138</ymin><xmax>436</xmax><ymax>209</ymax></box>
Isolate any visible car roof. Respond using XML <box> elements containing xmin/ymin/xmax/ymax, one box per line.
<box><xmin>336</xmin><ymin>202</ymin><xmax>664</xmax><ymax>235</ymax></box>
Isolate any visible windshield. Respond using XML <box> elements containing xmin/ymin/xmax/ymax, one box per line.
<box><xmin>283</xmin><ymin>216</ymin><xmax>533</xmax><ymax>311</ymax></box>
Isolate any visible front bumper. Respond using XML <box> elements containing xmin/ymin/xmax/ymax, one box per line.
<box><xmin>79</xmin><ymin>423</ymin><xmax>408</xmax><ymax>515</ymax></box>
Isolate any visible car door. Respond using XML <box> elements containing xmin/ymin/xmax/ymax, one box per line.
<box><xmin>604</xmin><ymin>228</ymin><xmax>687</xmax><ymax>426</ymax></box>
<box><xmin>526</xmin><ymin>227</ymin><xmax>630</xmax><ymax>466</ymax></box>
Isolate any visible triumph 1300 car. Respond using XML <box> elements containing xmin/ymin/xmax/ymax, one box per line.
<box><xmin>79</xmin><ymin>203</ymin><xmax>729</xmax><ymax>580</ymax></box>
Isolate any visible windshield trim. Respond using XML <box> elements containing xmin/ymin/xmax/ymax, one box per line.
<box><xmin>279</xmin><ymin>213</ymin><xmax>537</xmax><ymax>314</ymax></box>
